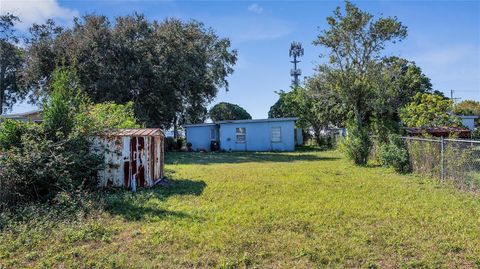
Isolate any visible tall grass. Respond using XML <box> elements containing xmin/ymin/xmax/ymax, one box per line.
<box><xmin>1</xmin><ymin>151</ymin><xmax>480</xmax><ymax>268</ymax></box>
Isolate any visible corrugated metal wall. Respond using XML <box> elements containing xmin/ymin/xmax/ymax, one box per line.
<box><xmin>94</xmin><ymin>134</ymin><xmax>164</xmax><ymax>189</ymax></box>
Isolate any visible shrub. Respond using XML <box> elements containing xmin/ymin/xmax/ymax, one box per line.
<box><xmin>43</xmin><ymin>68</ymin><xmax>87</xmax><ymax>140</ymax></box>
<box><xmin>165</xmin><ymin>137</ymin><xmax>185</xmax><ymax>151</ymax></box>
<box><xmin>176</xmin><ymin>137</ymin><xmax>185</xmax><ymax>150</ymax></box>
<box><xmin>165</xmin><ymin>137</ymin><xmax>175</xmax><ymax>151</ymax></box>
<box><xmin>379</xmin><ymin>134</ymin><xmax>410</xmax><ymax>173</ymax></box>
<box><xmin>472</xmin><ymin>129</ymin><xmax>480</xmax><ymax>140</ymax></box>
<box><xmin>341</xmin><ymin>124</ymin><xmax>371</xmax><ymax>165</ymax></box>
<box><xmin>0</xmin><ymin>119</ymin><xmax>27</xmax><ymax>151</ymax></box>
<box><xmin>0</xmin><ymin>67</ymin><xmax>103</xmax><ymax>210</ymax></box>
<box><xmin>0</xmin><ymin>118</ymin><xmax>103</xmax><ymax>209</ymax></box>
<box><xmin>76</xmin><ymin>101</ymin><xmax>141</xmax><ymax>135</ymax></box>
<box><xmin>210</xmin><ymin>141</ymin><xmax>219</xmax><ymax>151</ymax></box>
<box><xmin>315</xmin><ymin>135</ymin><xmax>337</xmax><ymax>149</ymax></box>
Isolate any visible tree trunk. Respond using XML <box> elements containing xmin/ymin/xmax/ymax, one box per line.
<box><xmin>173</xmin><ymin>115</ymin><xmax>178</xmax><ymax>139</ymax></box>
<box><xmin>312</xmin><ymin>125</ymin><xmax>322</xmax><ymax>146</ymax></box>
<box><xmin>0</xmin><ymin>65</ymin><xmax>5</xmax><ymax>114</ymax></box>
<box><xmin>0</xmin><ymin>88</ymin><xmax>3</xmax><ymax>115</ymax></box>
<box><xmin>353</xmin><ymin>106</ymin><xmax>362</xmax><ymax>130</ymax></box>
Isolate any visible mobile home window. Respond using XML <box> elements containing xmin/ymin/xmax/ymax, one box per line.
<box><xmin>271</xmin><ymin>127</ymin><xmax>281</xmax><ymax>142</ymax></box>
<box><xmin>236</xmin><ymin>127</ymin><xmax>246</xmax><ymax>143</ymax></box>
<box><xmin>210</xmin><ymin>128</ymin><xmax>216</xmax><ymax>140</ymax></box>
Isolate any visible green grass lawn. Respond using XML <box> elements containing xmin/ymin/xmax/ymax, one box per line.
<box><xmin>1</xmin><ymin>150</ymin><xmax>480</xmax><ymax>268</ymax></box>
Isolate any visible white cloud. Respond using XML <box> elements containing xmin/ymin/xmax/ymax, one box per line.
<box><xmin>1</xmin><ymin>0</ymin><xmax>79</xmax><ymax>30</ymax></box>
<box><xmin>247</xmin><ymin>3</ymin><xmax>263</xmax><ymax>14</ymax></box>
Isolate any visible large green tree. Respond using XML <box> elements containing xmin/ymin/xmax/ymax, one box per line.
<box><xmin>269</xmin><ymin>78</ymin><xmax>345</xmax><ymax>146</ymax></box>
<box><xmin>284</xmin><ymin>86</ymin><xmax>329</xmax><ymax>145</ymax></box>
<box><xmin>268</xmin><ymin>90</ymin><xmax>297</xmax><ymax>119</ymax></box>
<box><xmin>305</xmin><ymin>68</ymin><xmax>346</xmax><ymax>131</ymax></box>
<box><xmin>23</xmin><ymin>19</ymin><xmax>64</xmax><ymax>101</ymax></box>
<box><xmin>23</xmin><ymin>14</ymin><xmax>237</xmax><ymax>131</ymax></box>
<box><xmin>0</xmin><ymin>13</ymin><xmax>26</xmax><ymax>114</ymax></box>
<box><xmin>314</xmin><ymin>2</ymin><xmax>407</xmax><ymax>130</ymax></box>
<box><xmin>209</xmin><ymin>102</ymin><xmax>252</xmax><ymax>122</ymax></box>
<box><xmin>371</xmin><ymin>57</ymin><xmax>432</xmax><ymax>140</ymax></box>
<box><xmin>314</xmin><ymin>1</ymin><xmax>407</xmax><ymax>164</ymax></box>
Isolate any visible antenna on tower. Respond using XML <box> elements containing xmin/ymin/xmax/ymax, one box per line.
<box><xmin>289</xmin><ymin>41</ymin><xmax>304</xmax><ymax>87</ymax></box>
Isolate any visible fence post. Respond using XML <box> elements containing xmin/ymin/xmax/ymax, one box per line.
<box><xmin>440</xmin><ymin>136</ymin><xmax>445</xmax><ymax>182</ymax></box>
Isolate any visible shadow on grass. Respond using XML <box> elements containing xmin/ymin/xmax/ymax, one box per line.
<box><xmin>295</xmin><ymin>145</ymin><xmax>334</xmax><ymax>152</ymax></box>
<box><xmin>165</xmin><ymin>151</ymin><xmax>340</xmax><ymax>165</ymax></box>
<box><xmin>102</xmin><ymin>179</ymin><xmax>206</xmax><ymax>221</ymax></box>
<box><xmin>0</xmin><ymin>179</ymin><xmax>207</xmax><ymax>230</ymax></box>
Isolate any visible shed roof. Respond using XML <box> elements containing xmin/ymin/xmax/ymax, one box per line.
<box><xmin>103</xmin><ymin>128</ymin><xmax>164</xmax><ymax>137</ymax></box>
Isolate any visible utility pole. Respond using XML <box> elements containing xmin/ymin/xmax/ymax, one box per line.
<box><xmin>289</xmin><ymin>41</ymin><xmax>304</xmax><ymax>87</ymax></box>
<box><xmin>450</xmin><ymin>90</ymin><xmax>461</xmax><ymax>103</ymax></box>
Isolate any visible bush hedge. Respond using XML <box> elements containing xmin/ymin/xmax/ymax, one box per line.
<box><xmin>379</xmin><ymin>134</ymin><xmax>411</xmax><ymax>173</ymax></box>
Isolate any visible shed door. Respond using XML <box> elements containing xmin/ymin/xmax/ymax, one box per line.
<box><xmin>123</xmin><ymin>137</ymin><xmax>131</xmax><ymax>188</ymax></box>
<box><xmin>150</xmin><ymin>136</ymin><xmax>155</xmax><ymax>182</ymax></box>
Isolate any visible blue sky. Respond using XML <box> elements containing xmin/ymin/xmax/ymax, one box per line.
<box><xmin>3</xmin><ymin>0</ymin><xmax>480</xmax><ymax>118</ymax></box>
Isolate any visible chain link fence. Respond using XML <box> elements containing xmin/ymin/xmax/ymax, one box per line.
<box><xmin>0</xmin><ymin>153</ymin><xmax>5</xmax><ymax>211</ymax></box>
<box><xmin>380</xmin><ymin>137</ymin><xmax>480</xmax><ymax>191</ymax></box>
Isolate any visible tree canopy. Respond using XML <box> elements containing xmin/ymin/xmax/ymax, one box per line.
<box><xmin>23</xmin><ymin>14</ymin><xmax>237</xmax><ymax>130</ymax></box>
<box><xmin>370</xmin><ymin>57</ymin><xmax>432</xmax><ymax>138</ymax></box>
<box><xmin>209</xmin><ymin>102</ymin><xmax>252</xmax><ymax>122</ymax></box>
<box><xmin>400</xmin><ymin>93</ymin><xmax>461</xmax><ymax>128</ymax></box>
<box><xmin>453</xmin><ymin>100</ymin><xmax>480</xmax><ymax>116</ymax></box>
<box><xmin>268</xmin><ymin>72</ymin><xmax>346</xmax><ymax>146</ymax></box>
<box><xmin>314</xmin><ymin>1</ymin><xmax>407</xmax><ymax>131</ymax></box>
<box><xmin>268</xmin><ymin>89</ymin><xmax>299</xmax><ymax>119</ymax></box>
<box><xmin>0</xmin><ymin>13</ymin><xmax>26</xmax><ymax>114</ymax></box>
<box><xmin>312</xmin><ymin>1</ymin><xmax>446</xmax><ymax>164</ymax></box>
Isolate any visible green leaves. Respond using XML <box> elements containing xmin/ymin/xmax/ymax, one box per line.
<box><xmin>42</xmin><ymin>67</ymin><xmax>87</xmax><ymax>140</ymax></box>
<box><xmin>313</xmin><ymin>1</ymin><xmax>413</xmax><ymax>164</ymax></box>
<box><xmin>379</xmin><ymin>134</ymin><xmax>410</xmax><ymax>173</ymax></box>
<box><xmin>0</xmin><ymin>13</ymin><xmax>26</xmax><ymax>113</ymax></box>
<box><xmin>315</xmin><ymin>1</ymin><xmax>406</xmax><ymax>73</ymax></box>
<box><xmin>0</xmin><ymin>119</ymin><xmax>27</xmax><ymax>151</ymax></box>
<box><xmin>400</xmin><ymin>93</ymin><xmax>461</xmax><ymax>128</ymax></box>
<box><xmin>453</xmin><ymin>100</ymin><xmax>480</xmax><ymax>116</ymax></box>
<box><xmin>209</xmin><ymin>102</ymin><xmax>252</xmax><ymax>122</ymax></box>
<box><xmin>24</xmin><ymin>14</ymin><xmax>237</xmax><ymax>129</ymax></box>
<box><xmin>268</xmin><ymin>91</ymin><xmax>298</xmax><ymax>119</ymax></box>
<box><xmin>78</xmin><ymin>101</ymin><xmax>141</xmax><ymax>135</ymax></box>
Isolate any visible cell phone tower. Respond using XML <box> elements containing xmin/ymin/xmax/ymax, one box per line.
<box><xmin>289</xmin><ymin>41</ymin><xmax>304</xmax><ymax>87</ymax></box>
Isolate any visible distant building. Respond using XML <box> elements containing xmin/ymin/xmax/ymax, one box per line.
<box><xmin>458</xmin><ymin>115</ymin><xmax>479</xmax><ymax>130</ymax></box>
<box><xmin>185</xmin><ymin>118</ymin><xmax>302</xmax><ymax>152</ymax></box>
<box><xmin>1</xmin><ymin>109</ymin><xmax>43</xmax><ymax>123</ymax></box>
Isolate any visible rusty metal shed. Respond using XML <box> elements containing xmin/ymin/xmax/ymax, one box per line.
<box><xmin>94</xmin><ymin>128</ymin><xmax>164</xmax><ymax>189</ymax></box>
